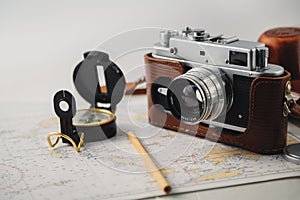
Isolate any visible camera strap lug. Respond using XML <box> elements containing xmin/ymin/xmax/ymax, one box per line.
<box><xmin>283</xmin><ymin>81</ymin><xmax>294</xmax><ymax>117</ymax></box>
<box><xmin>283</xmin><ymin>101</ymin><xmax>292</xmax><ymax>117</ymax></box>
<box><xmin>283</xmin><ymin>80</ymin><xmax>300</xmax><ymax>120</ymax></box>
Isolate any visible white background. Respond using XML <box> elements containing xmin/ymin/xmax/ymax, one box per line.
<box><xmin>0</xmin><ymin>0</ymin><xmax>299</xmax><ymax>103</ymax></box>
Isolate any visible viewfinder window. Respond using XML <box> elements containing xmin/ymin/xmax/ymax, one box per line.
<box><xmin>229</xmin><ymin>51</ymin><xmax>247</xmax><ymax>66</ymax></box>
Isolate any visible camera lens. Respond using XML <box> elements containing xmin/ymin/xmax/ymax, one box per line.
<box><xmin>167</xmin><ymin>67</ymin><xmax>232</xmax><ymax>124</ymax></box>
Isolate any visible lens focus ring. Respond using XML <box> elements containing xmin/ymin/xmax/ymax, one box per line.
<box><xmin>167</xmin><ymin>67</ymin><xmax>230</xmax><ymax>124</ymax></box>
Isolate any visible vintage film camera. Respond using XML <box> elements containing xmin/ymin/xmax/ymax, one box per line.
<box><xmin>145</xmin><ymin>27</ymin><xmax>291</xmax><ymax>154</ymax></box>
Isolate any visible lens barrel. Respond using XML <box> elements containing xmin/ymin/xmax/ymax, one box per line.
<box><xmin>167</xmin><ymin>67</ymin><xmax>231</xmax><ymax>124</ymax></box>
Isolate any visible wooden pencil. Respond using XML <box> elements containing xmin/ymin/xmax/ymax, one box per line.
<box><xmin>127</xmin><ymin>131</ymin><xmax>172</xmax><ymax>194</ymax></box>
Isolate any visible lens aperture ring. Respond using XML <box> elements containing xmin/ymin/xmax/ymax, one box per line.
<box><xmin>188</xmin><ymin>68</ymin><xmax>226</xmax><ymax>120</ymax></box>
<box><xmin>167</xmin><ymin>66</ymin><xmax>228</xmax><ymax>124</ymax></box>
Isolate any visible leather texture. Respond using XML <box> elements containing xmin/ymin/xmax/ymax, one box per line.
<box><xmin>258</xmin><ymin>27</ymin><xmax>300</xmax><ymax>80</ymax></box>
<box><xmin>144</xmin><ymin>53</ymin><xmax>291</xmax><ymax>154</ymax></box>
<box><xmin>291</xmin><ymin>80</ymin><xmax>300</xmax><ymax>94</ymax></box>
<box><xmin>101</xmin><ymin>82</ymin><xmax>146</xmax><ymax>95</ymax></box>
<box><xmin>258</xmin><ymin>27</ymin><xmax>300</xmax><ymax>120</ymax></box>
<box><xmin>290</xmin><ymin>100</ymin><xmax>300</xmax><ymax>120</ymax></box>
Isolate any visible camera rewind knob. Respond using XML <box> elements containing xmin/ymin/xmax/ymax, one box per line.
<box><xmin>187</xmin><ymin>28</ymin><xmax>210</xmax><ymax>41</ymax></box>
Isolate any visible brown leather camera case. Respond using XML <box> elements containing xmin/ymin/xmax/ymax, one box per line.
<box><xmin>258</xmin><ymin>27</ymin><xmax>300</xmax><ymax>80</ymax></box>
<box><xmin>145</xmin><ymin>53</ymin><xmax>291</xmax><ymax>154</ymax></box>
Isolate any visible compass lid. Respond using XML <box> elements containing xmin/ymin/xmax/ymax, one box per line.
<box><xmin>73</xmin><ymin>51</ymin><xmax>126</xmax><ymax>111</ymax></box>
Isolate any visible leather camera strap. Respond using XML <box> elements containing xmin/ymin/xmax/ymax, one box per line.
<box><xmin>124</xmin><ymin>76</ymin><xmax>147</xmax><ymax>95</ymax></box>
<box><xmin>100</xmin><ymin>76</ymin><xmax>147</xmax><ymax>96</ymax></box>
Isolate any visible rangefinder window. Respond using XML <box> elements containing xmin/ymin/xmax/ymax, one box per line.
<box><xmin>229</xmin><ymin>51</ymin><xmax>247</xmax><ymax>67</ymax></box>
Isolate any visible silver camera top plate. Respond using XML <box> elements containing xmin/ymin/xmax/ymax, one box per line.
<box><xmin>154</xmin><ymin>27</ymin><xmax>284</xmax><ymax>77</ymax></box>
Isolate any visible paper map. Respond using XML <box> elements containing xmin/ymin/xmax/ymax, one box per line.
<box><xmin>0</xmin><ymin>96</ymin><xmax>300</xmax><ymax>200</ymax></box>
